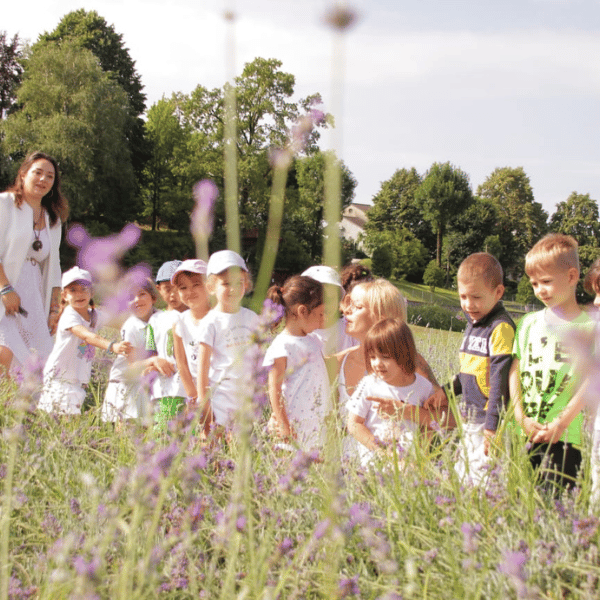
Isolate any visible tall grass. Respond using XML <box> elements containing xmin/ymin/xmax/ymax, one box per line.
<box><xmin>2</xmin><ymin>330</ymin><xmax>600</xmax><ymax>599</ymax></box>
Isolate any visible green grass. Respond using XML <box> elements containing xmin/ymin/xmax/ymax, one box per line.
<box><xmin>1</xmin><ymin>329</ymin><xmax>599</xmax><ymax>599</ymax></box>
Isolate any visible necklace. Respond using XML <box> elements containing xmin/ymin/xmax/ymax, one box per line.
<box><xmin>32</xmin><ymin>209</ymin><xmax>44</xmax><ymax>251</ymax></box>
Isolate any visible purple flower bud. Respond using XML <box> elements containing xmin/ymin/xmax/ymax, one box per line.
<box><xmin>192</xmin><ymin>179</ymin><xmax>218</xmax><ymax>238</ymax></box>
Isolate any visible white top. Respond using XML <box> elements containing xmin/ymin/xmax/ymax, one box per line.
<box><xmin>108</xmin><ymin>313</ymin><xmax>151</xmax><ymax>382</ymax></box>
<box><xmin>147</xmin><ymin>310</ymin><xmax>185</xmax><ymax>398</ymax></box>
<box><xmin>310</xmin><ymin>317</ymin><xmax>357</xmax><ymax>356</ymax></box>
<box><xmin>346</xmin><ymin>373</ymin><xmax>433</xmax><ymax>465</ymax></box>
<box><xmin>43</xmin><ymin>306</ymin><xmax>106</xmax><ymax>386</ymax></box>
<box><xmin>174</xmin><ymin>309</ymin><xmax>208</xmax><ymax>381</ymax></box>
<box><xmin>196</xmin><ymin>307</ymin><xmax>259</xmax><ymax>425</ymax></box>
<box><xmin>263</xmin><ymin>331</ymin><xmax>331</xmax><ymax>449</ymax></box>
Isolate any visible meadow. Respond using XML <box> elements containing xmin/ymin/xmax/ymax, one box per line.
<box><xmin>1</xmin><ymin>320</ymin><xmax>599</xmax><ymax>600</ymax></box>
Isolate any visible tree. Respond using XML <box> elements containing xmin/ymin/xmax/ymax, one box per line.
<box><xmin>37</xmin><ymin>10</ymin><xmax>148</xmax><ymax>190</ymax></box>
<box><xmin>549</xmin><ymin>192</ymin><xmax>600</xmax><ymax>248</ymax></box>
<box><xmin>2</xmin><ymin>41</ymin><xmax>136</xmax><ymax>226</ymax></box>
<box><xmin>477</xmin><ymin>167</ymin><xmax>547</xmax><ymax>279</ymax></box>
<box><xmin>516</xmin><ymin>276</ymin><xmax>537</xmax><ymax>306</ymax></box>
<box><xmin>0</xmin><ymin>32</ymin><xmax>23</xmax><ymax>119</ymax></box>
<box><xmin>415</xmin><ymin>162</ymin><xmax>474</xmax><ymax>267</ymax></box>
<box><xmin>423</xmin><ymin>260</ymin><xmax>445</xmax><ymax>292</ymax></box>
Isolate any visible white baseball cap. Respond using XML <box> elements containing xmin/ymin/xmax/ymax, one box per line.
<box><xmin>62</xmin><ymin>267</ymin><xmax>93</xmax><ymax>288</ymax></box>
<box><xmin>207</xmin><ymin>250</ymin><xmax>248</xmax><ymax>276</ymax></box>
<box><xmin>302</xmin><ymin>266</ymin><xmax>343</xmax><ymax>291</ymax></box>
<box><xmin>170</xmin><ymin>259</ymin><xmax>208</xmax><ymax>284</ymax></box>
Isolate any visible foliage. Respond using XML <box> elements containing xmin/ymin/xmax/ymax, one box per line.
<box><xmin>477</xmin><ymin>167</ymin><xmax>548</xmax><ymax>279</ymax></box>
<box><xmin>408</xmin><ymin>303</ymin><xmax>467</xmax><ymax>332</ymax></box>
<box><xmin>2</xmin><ymin>41</ymin><xmax>137</xmax><ymax>228</ymax></box>
<box><xmin>0</xmin><ymin>31</ymin><xmax>23</xmax><ymax>120</ymax></box>
<box><xmin>423</xmin><ymin>260</ymin><xmax>446</xmax><ymax>292</ymax></box>
<box><xmin>37</xmin><ymin>9</ymin><xmax>149</xmax><ymax>186</ymax></box>
<box><xmin>415</xmin><ymin>162</ymin><xmax>474</xmax><ymax>267</ymax></box>
<box><xmin>516</xmin><ymin>276</ymin><xmax>537</xmax><ymax>306</ymax></box>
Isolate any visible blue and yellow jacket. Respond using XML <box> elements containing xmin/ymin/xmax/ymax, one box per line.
<box><xmin>450</xmin><ymin>302</ymin><xmax>516</xmax><ymax>431</ymax></box>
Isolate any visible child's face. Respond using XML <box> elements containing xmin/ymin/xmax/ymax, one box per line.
<box><xmin>175</xmin><ymin>273</ymin><xmax>209</xmax><ymax>312</ymax></box>
<box><xmin>369</xmin><ymin>350</ymin><xmax>404</xmax><ymax>386</ymax></box>
<box><xmin>457</xmin><ymin>276</ymin><xmax>504</xmax><ymax>324</ymax></box>
<box><xmin>302</xmin><ymin>303</ymin><xmax>325</xmax><ymax>333</ymax></box>
<box><xmin>157</xmin><ymin>281</ymin><xmax>186</xmax><ymax>311</ymax></box>
<box><xmin>528</xmin><ymin>266</ymin><xmax>578</xmax><ymax>310</ymax></box>
<box><xmin>130</xmin><ymin>288</ymin><xmax>155</xmax><ymax>322</ymax></box>
<box><xmin>213</xmin><ymin>268</ymin><xmax>246</xmax><ymax>312</ymax></box>
<box><xmin>63</xmin><ymin>282</ymin><xmax>92</xmax><ymax>314</ymax></box>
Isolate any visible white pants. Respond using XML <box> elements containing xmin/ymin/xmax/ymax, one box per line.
<box><xmin>38</xmin><ymin>379</ymin><xmax>85</xmax><ymax>415</ymax></box>
<box><xmin>455</xmin><ymin>422</ymin><xmax>490</xmax><ymax>484</ymax></box>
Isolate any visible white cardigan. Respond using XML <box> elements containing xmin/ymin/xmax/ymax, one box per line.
<box><xmin>0</xmin><ymin>192</ymin><xmax>63</xmax><ymax>322</ymax></box>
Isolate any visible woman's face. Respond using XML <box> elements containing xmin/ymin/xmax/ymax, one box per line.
<box><xmin>22</xmin><ymin>159</ymin><xmax>55</xmax><ymax>203</ymax></box>
<box><xmin>344</xmin><ymin>285</ymin><xmax>375</xmax><ymax>340</ymax></box>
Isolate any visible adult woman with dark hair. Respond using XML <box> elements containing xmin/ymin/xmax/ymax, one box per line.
<box><xmin>0</xmin><ymin>151</ymin><xmax>69</xmax><ymax>375</ymax></box>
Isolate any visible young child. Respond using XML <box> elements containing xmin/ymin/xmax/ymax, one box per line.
<box><xmin>172</xmin><ymin>259</ymin><xmax>210</xmax><ymax>405</ymax></box>
<box><xmin>197</xmin><ymin>250</ymin><xmax>259</xmax><ymax>432</ymax></box>
<box><xmin>302</xmin><ymin>265</ymin><xmax>356</xmax><ymax>354</ymax></box>
<box><xmin>101</xmin><ymin>278</ymin><xmax>159</xmax><ymax>424</ymax></box>
<box><xmin>346</xmin><ymin>318</ymin><xmax>433</xmax><ymax>466</ymax></box>
<box><xmin>263</xmin><ymin>275</ymin><xmax>331</xmax><ymax>451</ymax></box>
<box><xmin>450</xmin><ymin>253</ymin><xmax>515</xmax><ymax>482</ymax></box>
<box><xmin>146</xmin><ymin>260</ymin><xmax>187</xmax><ymax>431</ymax></box>
<box><xmin>38</xmin><ymin>267</ymin><xmax>131</xmax><ymax>415</ymax></box>
<box><xmin>510</xmin><ymin>234</ymin><xmax>594</xmax><ymax>490</ymax></box>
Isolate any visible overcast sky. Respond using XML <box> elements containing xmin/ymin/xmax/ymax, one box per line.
<box><xmin>5</xmin><ymin>0</ymin><xmax>600</xmax><ymax>216</ymax></box>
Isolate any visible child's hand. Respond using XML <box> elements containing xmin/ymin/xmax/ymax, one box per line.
<box><xmin>114</xmin><ymin>341</ymin><xmax>132</xmax><ymax>356</ymax></box>
<box><xmin>366</xmin><ymin>396</ymin><xmax>399</xmax><ymax>418</ymax></box>
<box><xmin>153</xmin><ymin>357</ymin><xmax>176</xmax><ymax>377</ymax></box>
<box><xmin>521</xmin><ymin>416</ymin><xmax>545</xmax><ymax>438</ymax></box>
<box><xmin>267</xmin><ymin>414</ymin><xmax>296</xmax><ymax>441</ymax></box>
<box><xmin>424</xmin><ymin>387</ymin><xmax>448</xmax><ymax>410</ymax></box>
<box><xmin>531</xmin><ymin>420</ymin><xmax>565</xmax><ymax>444</ymax></box>
<box><xmin>483</xmin><ymin>429</ymin><xmax>495</xmax><ymax>456</ymax></box>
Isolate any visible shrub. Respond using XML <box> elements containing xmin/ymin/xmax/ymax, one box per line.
<box><xmin>408</xmin><ymin>303</ymin><xmax>467</xmax><ymax>332</ymax></box>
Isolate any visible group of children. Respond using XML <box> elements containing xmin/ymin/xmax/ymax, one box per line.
<box><xmin>30</xmin><ymin>235</ymin><xmax>600</xmax><ymax>495</ymax></box>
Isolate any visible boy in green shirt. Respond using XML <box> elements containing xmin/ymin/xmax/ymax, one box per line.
<box><xmin>510</xmin><ymin>234</ymin><xmax>593</xmax><ymax>489</ymax></box>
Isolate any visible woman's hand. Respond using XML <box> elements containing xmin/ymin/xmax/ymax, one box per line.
<box><xmin>1</xmin><ymin>290</ymin><xmax>21</xmax><ymax>316</ymax></box>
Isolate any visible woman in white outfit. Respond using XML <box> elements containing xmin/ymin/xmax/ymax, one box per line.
<box><xmin>0</xmin><ymin>152</ymin><xmax>68</xmax><ymax>376</ymax></box>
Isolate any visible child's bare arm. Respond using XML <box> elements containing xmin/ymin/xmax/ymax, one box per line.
<box><xmin>509</xmin><ymin>357</ymin><xmax>543</xmax><ymax>437</ymax></box>
<box><xmin>69</xmin><ymin>325</ymin><xmax>131</xmax><ymax>356</ymax></box>
<box><xmin>267</xmin><ymin>357</ymin><xmax>294</xmax><ymax>439</ymax></box>
<box><xmin>173</xmin><ymin>331</ymin><xmax>196</xmax><ymax>400</ymax></box>
<box><xmin>197</xmin><ymin>342</ymin><xmax>214</xmax><ymax>431</ymax></box>
<box><xmin>347</xmin><ymin>412</ymin><xmax>380</xmax><ymax>451</ymax></box>
<box><xmin>530</xmin><ymin>386</ymin><xmax>586</xmax><ymax>444</ymax></box>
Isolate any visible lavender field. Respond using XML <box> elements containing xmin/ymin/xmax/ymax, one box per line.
<box><xmin>1</xmin><ymin>324</ymin><xmax>599</xmax><ymax>600</ymax></box>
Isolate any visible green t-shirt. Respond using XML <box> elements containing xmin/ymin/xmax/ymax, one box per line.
<box><xmin>513</xmin><ymin>309</ymin><xmax>594</xmax><ymax>446</ymax></box>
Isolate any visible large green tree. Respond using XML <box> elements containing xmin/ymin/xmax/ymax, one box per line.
<box><xmin>415</xmin><ymin>162</ymin><xmax>474</xmax><ymax>266</ymax></box>
<box><xmin>37</xmin><ymin>10</ymin><xmax>148</xmax><ymax>190</ymax></box>
<box><xmin>549</xmin><ymin>192</ymin><xmax>600</xmax><ymax>248</ymax></box>
<box><xmin>0</xmin><ymin>32</ymin><xmax>23</xmax><ymax>120</ymax></box>
<box><xmin>2</xmin><ymin>41</ymin><xmax>136</xmax><ymax>226</ymax></box>
<box><xmin>477</xmin><ymin>166</ymin><xmax>547</xmax><ymax>278</ymax></box>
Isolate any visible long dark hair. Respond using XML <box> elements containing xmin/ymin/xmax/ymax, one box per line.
<box><xmin>4</xmin><ymin>151</ymin><xmax>69</xmax><ymax>226</ymax></box>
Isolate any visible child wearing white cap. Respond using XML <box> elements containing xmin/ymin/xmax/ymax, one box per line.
<box><xmin>196</xmin><ymin>250</ymin><xmax>259</xmax><ymax>432</ymax></box>
<box><xmin>302</xmin><ymin>265</ymin><xmax>357</xmax><ymax>355</ymax></box>
<box><xmin>38</xmin><ymin>267</ymin><xmax>132</xmax><ymax>415</ymax></box>
<box><xmin>172</xmin><ymin>260</ymin><xmax>211</xmax><ymax>410</ymax></box>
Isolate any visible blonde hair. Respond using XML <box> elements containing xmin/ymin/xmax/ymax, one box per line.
<box><xmin>525</xmin><ymin>233</ymin><xmax>579</xmax><ymax>276</ymax></box>
<box><xmin>457</xmin><ymin>253</ymin><xmax>503</xmax><ymax>289</ymax></box>
<box><xmin>354</xmin><ymin>279</ymin><xmax>407</xmax><ymax>323</ymax></box>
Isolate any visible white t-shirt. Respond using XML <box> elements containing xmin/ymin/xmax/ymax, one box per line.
<box><xmin>346</xmin><ymin>372</ymin><xmax>433</xmax><ymax>465</ymax></box>
<box><xmin>174</xmin><ymin>310</ymin><xmax>207</xmax><ymax>382</ymax></box>
<box><xmin>196</xmin><ymin>307</ymin><xmax>259</xmax><ymax>425</ymax></box>
<box><xmin>263</xmin><ymin>331</ymin><xmax>332</xmax><ymax>450</ymax></box>
<box><xmin>43</xmin><ymin>305</ymin><xmax>106</xmax><ymax>386</ymax></box>
<box><xmin>310</xmin><ymin>317</ymin><xmax>358</xmax><ymax>356</ymax></box>
<box><xmin>146</xmin><ymin>310</ymin><xmax>185</xmax><ymax>398</ymax></box>
<box><xmin>108</xmin><ymin>313</ymin><xmax>151</xmax><ymax>382</ymax></box>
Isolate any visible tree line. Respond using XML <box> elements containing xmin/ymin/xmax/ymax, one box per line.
<box><xmin>1</xmin><ymin>11</ymin><xmax>598</xmax><ymax>291</ymax></box>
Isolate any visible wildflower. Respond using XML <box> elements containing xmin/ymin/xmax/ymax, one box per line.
<box><xmin>191</xmin><ymin>179</ymin><xmax>218</xmax><ymax>239</ymax></box>
<box><xmin>338</xmin><ymin>574</ymin><xmax>360</xmax><ymax>597</ymax></box>
<box><xmin>498</xmin><ymin>550</ymin><xmax>528</xmax><ymax>598</ymax></box>
<box><xmin>461</xmin><ymin>522</ymin><xmax>482</xmax><ymax>554</ymax></box>
<box><xmin>69</xmin><ymin>498</ymin><xmax>81</xmax><ymax>517</ymax></box>
<box><xmin>324</xmin><ymin>4</ymin><xmax>358</xmax><ymax>31</ymax></box>
<box><xmin>73</xmin><ymin>555</ymin><xmax>101</xmax><ymax>583</ymax></box>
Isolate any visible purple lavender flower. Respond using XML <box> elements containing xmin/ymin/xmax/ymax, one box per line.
<box><xmin>338</xmin><ymin>574</ymin><xmax>360</xmax><ymax>597</ymax></box>
<box><xmin>191</xmin><ymin>179</ymin><xmax>218</xmax><ymax>238</ymax></box>
<box><xmin>498</xmin><ymin>550</ymin><xmax>528</xmax><ymax>597</ymax></box>
<box><xmin>73</xmin><ymin>555</ymin><xmax>101</xmax><ymax>582</ymax></box>
<box><xmin>461</xmin><ymin>522</ymin><xmax>482</xmax><ymax>554</ymax></box>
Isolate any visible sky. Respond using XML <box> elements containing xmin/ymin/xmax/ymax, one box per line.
<box><xmin>4</xmin><ymin>0</ymin><xmax>600</xmax><ymax>217</ymax></box>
